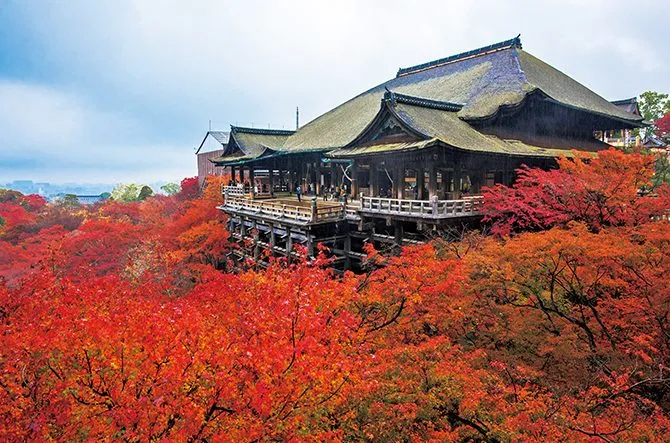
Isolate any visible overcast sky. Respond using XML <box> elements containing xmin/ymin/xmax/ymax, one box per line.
<box><xmin>1</xmin><ymin>0</ymin><xmax>668</xmax><ymax>183</ymax></box>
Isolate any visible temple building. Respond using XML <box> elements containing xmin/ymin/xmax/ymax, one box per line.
<box><xmin>195</xmin><ymin>131</ymin><xmax>229</xmax><ymax>186</ymax></box>
<box><xmin>209</xmin><ymin>36</ymin><xmax>645</xmax><ymax>268</ymax></box>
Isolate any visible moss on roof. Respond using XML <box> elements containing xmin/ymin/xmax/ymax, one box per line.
<box><xmin>282</xmin><ymin>41</ymin><xmax>642</xmax><ymax>154</ymax></box>
<box><xmin>328</xmin><ymin>138</ymin><xmax>439</xmax><ymax>157</ymax></box>
<box><xmin>233</xmin><ymin>130</ymin><xmax>291</xmax><ymax>157</ymax></box>
<box><xmin>516</xmin><ymin>50</ymin><xmax>642</xmax><ymax>123</ymax></box>
<box><xmin>329</xmin><ymin>101</ymin><xmax>584</xmax><ymax>158</ymax></box>
<box><xmin>209</xmin><ymin>152</ymin><xmax>252</xmax><ymax>165</ymax></box>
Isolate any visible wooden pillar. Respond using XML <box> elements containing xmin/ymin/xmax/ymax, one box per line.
<box><xmin>285</xmin><ymin>228</ymin><xmax>292</xmax><ymax>260</ymax></box>
<box><xmin>239</xmin><ymin>166</ymin><xmax>245</xmax><ymax>185</ymax></box>
<box><xmin>428</xmin><ymin>163</ymin><xmax>438</xmax><ymax>200</ymax></box>
<box><xmin>350</xmin><ymin>161</ymin><xmax>358</xmax><ymax>198</ymax></box>
<box><xmin>249</xmin><ymin>167</ymin><xmax>255</xmax><ymax>197</ymax></box>
<box><xmin>416</xmin><ymin>164</ymin><xmax>425</xmax><ymax>200</ymax></box>
<box><xmin>343</xmin><ymin>232</ymin><xmax>352</xmax><ymax>270</ymax></box>
<box><xmin>307</xmin><ymin>233</ymin><xmax>315</xmax><ymax>258</ymax></box>
<box><xmin>331</xmin><ymin>162</ymin><xmax>338</xmax><ymax>188</ymax></box>
<box><xmin>394</xmin><ymin>221</ymin><xmax>404</xmax><ymax>245</ymax></box>
<box><xmin>394</xmin><ymin>163</ymin><xmax>404</xmax><ymax>199</ymax></box>
<box><xmin>252</xmin><ymin>220</ymin><xmax>260</xmax><ymax>260</ymax></box>
<box><xmin>453</xmin><ymin>160</ymin><xmax>462</xmax><ymax>196</ymax></box>
<box><xmin>269</xmin><ymin>223</ymin><xmax>276</xmax><ymax>255</ymax></box>
<box><xmin>230</xmin><ymin>166</ymin><xmax>236</xmax><ymax>183</ymax></box>
<box><xmin>268</xmin><ymin>163</ymin><xmax>274</xmax><ymax>194</ymax></box>
<box><xmin>370</xmin><ymin>160</ymin><xmax>379</xmax><ymax>197</ymax></box>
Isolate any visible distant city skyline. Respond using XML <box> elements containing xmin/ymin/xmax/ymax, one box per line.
<box><xmin>2</xmin><ymin>179</ymin><xmax>177</xmax><ymax>198</ymax></box>
<box><xmin>1</xmin><ymin>0</ymin><xmax>668</xmax><ymax>183</ymax></box>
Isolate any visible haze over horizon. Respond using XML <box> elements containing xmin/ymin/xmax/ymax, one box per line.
<box><xmin>1</xmin><ymin>0</ymin><xmax>668</xmax><ymax>183</ymax></box>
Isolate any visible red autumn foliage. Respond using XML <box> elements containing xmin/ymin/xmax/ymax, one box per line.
<box><xmin>177</xmin><ymin>176</ymin><xmax>200</xmax><ymax>201</ymax></box>
<box><xmin>656</xmin><ymin>112</ymin><xmax>670</xmax><ymax>138</ymax></box>
<box><xmin>481</xmin><ymin>148</ymin><xmax>670</xmax><ymax>235</ymax></box>
<box><xmin>0</xmin><ymin>159</ymin><xmax>669</xmax><ymax>441</ymax></box>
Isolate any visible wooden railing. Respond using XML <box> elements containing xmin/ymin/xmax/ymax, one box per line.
<box><xmin>360</xmin><ymin>195</ymin><xmax>483</xmax><ymax>218</ymax></box>
<box><xmin>222</xmin><ymin>193</ymin><xmax>346</xmax><ymax>223</ymax></box>
<box><xmin>222</xmin><ymin>184</ymin><xmax>246</xmax><ymax>196</ymax></box>
<box><xmin>221</xmin><ymin>186</ymin><xmax>483</xmax><ymax>221</ymax></box>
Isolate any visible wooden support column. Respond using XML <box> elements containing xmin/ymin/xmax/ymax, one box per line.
<box><xmin>298</xmin><ymin>162</ymin><xmax>304</xmax><ymax>194</ymax></box>
<box><xmin>239</xmin><ymin>166</ymin><xmax>245</xmax><ymax>184</ymax></box>
<box><xmin>394</xmin><ymin>163</ymin><xmax>404</xmax><ymax>199</ymax></box>
<box><xmin>278</xmin><ymin>169</ymin><xmax>284</xmax><ymax>192</ymax></box>
<box><xmin>307</xmin><ymin>233</ymin><xmax>315</xmax><ymax>258</ymax></box>
<box><xmin>230</xmin><ymin>166</ymin><xmax>236</xmax><ymax>183</ymax></box>
<box><xmin>249</xmin><ymin>167</ymin><xmax>255</xmax><ymax>198</ymax></box>
<box><xmin>268</xmin><ymin>163</ymin><xmax>274</xmax><ymax>194</ymax></box>
<box><xmin>394</xmin><ymin>221</ymin><xmax>404</xmax><ymax>246</ymax></box>
<box><xmin>331</xmin><ymin>162</ymin><xmax>338</xmax><ymax>188</ymax></box>
<box><xmin>416</xmin><ymin>165</ymin><xmax>425</xmax><ymax>200</ymax></box>
<box><xmin>428</xmin><ymin>163</ymin><xmax>438</xmax><ymax>200</ymax></box>
<box><xmin>350</xmin><ymin>162</ymin><xmax>358</xmax><ymax>198</ymax></box>
<box><xmin>268</xmin><ymin>223</ymin><xmax>276</xmax><ymax>257</ymax></box>
<box><xmin>370</xmin><ymin>160</ymin><xmax>379</xmax><ymax>197</ymax></box>
<box><xmin>285</xmin><ymin>228</ymin><xmax>292</xmax><ymax>260</ymax></box>
<box><xmin>343</xmin><ymin>232</ymin><xmax>352</xmax><ymax>270</ymax></box>
<box><xmin>453</xmin><ymin>161</ymin><xmax>462</xmax><ymax>196</ymax></box>
<box><xmin>252</xmin><ymin>220</ymin><xmax>260</xmax><ymax>260</ymax></box>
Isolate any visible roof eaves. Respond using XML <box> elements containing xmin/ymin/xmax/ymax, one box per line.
<box><xmin>396</xmin><ymin>35</ymin><xmax>522</xmax><ymax>77</ymax></box>
<box><xmin>544</xmin><ymin>97</ymin><xmax>647</xmax><ymax>128</ymax></box>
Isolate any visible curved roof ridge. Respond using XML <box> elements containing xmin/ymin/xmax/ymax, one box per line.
<box><xmin>383</xmin><ymin>88</ymin><xmax>464</xmax><ymax>111</ymax></box>
<box><xmin>396</xmin><ymin>35</ymin><xmax>522</xmax><ymax>78</ymax></box>
<box><xmin>231</xmin><ymin>125</ymin><xmax>295</xmax><ymax>136</ymax></box>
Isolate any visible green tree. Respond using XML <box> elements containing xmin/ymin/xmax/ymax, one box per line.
<box><xmin>110</xmin><ymin>183</ymin><xmax>140</xmax><ymax>202</ymax></box>
<box><xmin>55</xmin><ymin>194</ymin><xmax>81</xmax><ymax>209</ymax></box>
<box><xmin>137</xmin><ymin>185</ymin><xmax>154</xmax><ymax>201</ymax></box>
<box><xmin>160</xmin><ymin>182</ymin><xmax>180</xmax><ymax>196</ymax></box>
<box><xmin>638</xmin><ymin>91</ymin><xmax>670</xmax><ymax>137</ymax></box>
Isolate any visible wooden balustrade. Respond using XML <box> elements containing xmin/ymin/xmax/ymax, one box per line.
<box><xmin>360</xmin><ymin>195</ymin><xmax>483</xmax><ymax>218</ymax></box>
<box><xmin>222</xmin><ymin>186</ymin><xmax>483</xmax><ymax>222</ymax></box>
<box><xmin>223</xmin><ymin>193</ymin><xmax>345</xmax><ymax>223</ymax></box>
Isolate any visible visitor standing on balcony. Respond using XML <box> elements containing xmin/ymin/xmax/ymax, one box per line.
<box><xmin>296</xmin><ymin>183</ymin><xmax>302</xmax><ymax>202</ymax></box>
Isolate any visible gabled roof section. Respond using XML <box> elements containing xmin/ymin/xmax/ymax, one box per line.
<box><xmin>515</xmin><ymin>51</ymin><xmax>644</xmax><ymax>125</ymax></box>
<box><xmin>230</xmin><ymin>126</ymin><xmax>294</xmax><ymax>156</ymax></box>
<box><xmin>282</xmin><ymin>36</ymin><xmax>643</xmax><ymax>154</ymax></box>
<box><xmin>611</xmin><ymin>98</ymin><xmax>640</xmax><ymax>116</ymax></box>
<box><xmin>211</xmin><ymin>126</ymin><xmax>294</xmax><ymax>166</ymax></box>
<box><xmin>195</xmin><ymin>130</ymin><xmax>230</xmax><ymax>154</ymax></box>
<box><xmin>327</xmin><ymin>93</ymin><xmax>606</xmax><ymax>158</ymax></box>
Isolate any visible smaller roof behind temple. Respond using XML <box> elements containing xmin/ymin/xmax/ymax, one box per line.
<box><xmin>210</xmin><ymin>126</ymin><xmax>294</xmax><ymax>166</ymax></box>
<box><xmin>195</xmin><ymin>131</ymin><xmax>230</xmax><ymax>154</ymax></box>
<box><xmin>610</xmin><ymin>98</ymin><xmax>641</xmax><ymax>117</ymax></box>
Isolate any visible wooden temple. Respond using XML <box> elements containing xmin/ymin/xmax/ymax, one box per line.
<box><xmin>210</xmin><ymin>36</ymin><xmax>644</xmax><ymax>269</ymax></box>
